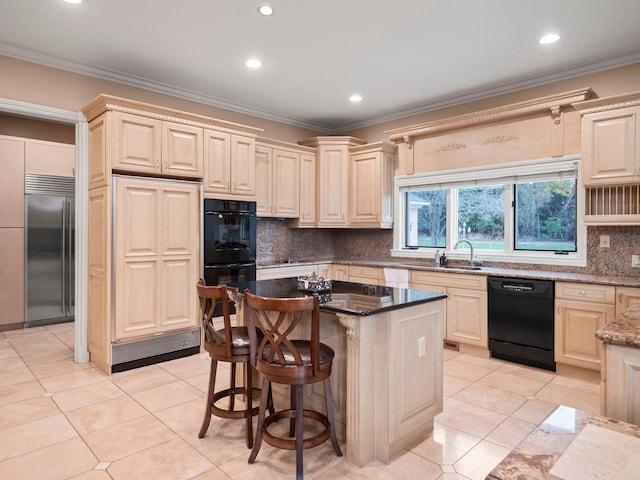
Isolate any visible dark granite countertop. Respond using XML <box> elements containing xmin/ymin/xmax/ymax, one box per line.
<box><xmin>227</xmin><ymin>277</ymin><xmax>446</xmax><ymax>316</ymax></box>
<box><xmin>257</xmin><ymin>258</ymin><xmax>640</xmax><ymax>287</ymax></box>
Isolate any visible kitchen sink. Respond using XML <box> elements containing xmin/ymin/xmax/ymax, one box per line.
<box><xmin>444</xmin><ymin>265</ymin><xmax>482</xmax><ymax>271</ymax></box>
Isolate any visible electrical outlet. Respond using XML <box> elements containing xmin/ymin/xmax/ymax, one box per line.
<box><xmin>632</xmin><ymin>255</ymin><xmax>640</xmax><ymax>268</ymax></box>
<box><xmin>600</xmin><ymin>235</ymin><xmax>610</xmax><ymax>248</ymax></box>
<box><xmin>418</xmin><ymin>337</ymin><xmax>426</xmax><ymax>357</ymax></box>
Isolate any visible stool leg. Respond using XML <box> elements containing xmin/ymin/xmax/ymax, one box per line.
<box><xmin>323</xmin><ymin>377</ymin><xmax>342</xmax><ymax>456</ymax></box>
<box><xmin>245</xmin><ymin>361</ymin><xmax>253</xmax><ymax>449</ymax></box>
<box><xmin>295</xmin><ymin>384</ymin><xmax>304</xmax><ymax>480</ymax></box>
<box><xmin>198</xmin><ymin>358</ymin><xmax>217</xmax><ymax>438</ymax></box>
<box><xmin>229</xmin><ymin>363</ymin><xmax>237</xmax><ymax>411</ymax></box>
<box><xmin>289</xmin><ymin>385</ymin><xmax>296</xmax><ymax>437</ymax></box>
<box><xmin>248</xmin><ymin>377</ymin><xmax>270</xmax><ymax>464</ymax></box>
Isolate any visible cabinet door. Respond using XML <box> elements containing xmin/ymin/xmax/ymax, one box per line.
<box><xmin>616</xmin><ymin>287</ymin><xmax>640</xmax><ymax>315</ymax></box>
<box><xmin>254</xmin><ymin>145</ymin><xmax>272</xmax><ymax>216</ymax></box>
<box><xmin>350</xmin><ymin>151</ymin><xmax>380</xmax><ymax>225</ymax></box>
<box><xmin>114</xmin><ymin>178</ymin><xmax>162</xmax><ymax>340</ymax></box>
<box><xmin>161</xmin><ymin>122</ymin><xmax>203</xmax><ymax>178</ymax></box>
<box><xmin>0</xmin><ymin>138</ymin><xmax>24</xmax><ymax>227</ymax></box>
<box><xmin>605</xmin><ymin>344</ymin><xmax>640</xmax><ymax>424</ymax></box>
<box><xmin>446</xmin><ymin>287</ymin><xmax>487</xmax><ymax>347</ymax></box>
<box><xmin>317</xmin><ymin>145</ymin><xmax>348</xmax><ymax>226</ymax></box>
<box><xmin>111</xmin><ymin>112</ymin><xmax>162</xmax><ymax>174</ymax></box>
<box><xmin>25</xmin><ymin>141</ymin><xmax>75</xmax><ymax>177</ymax></box>
<box><xmin>0</xmin><ymin>228</ymin><xmax>24</xmax><ymax>326</ymax></box>
<box><xmin>272</xmin><ymin>149</ymin><xmax>299</xmax><ymax>217</ymax></box>
<box><xmin>555</xmin><ymin>299</ymin><xmax>615</xmax><ymax>370</ymax></box>
<box><xmin>297</xmin><ymin>152</ymin><xmax>317</xmax><ymax>226</ymax></box>
<box><xmin>331</xmin><ymin>264</ymin><xmax>349</xmax><ymax>281</ymax></box>
<box><xmin>230</xmin><ymin>135</ymin><xmax>256</xmax><ymax>197</ymax></box>
<box><xmin>203</xmin><ymin>129</ymin><xmax>231</xmax><ymax>194</ymax></box>
<box><xmin>582</xmin><ymin>106</ymin><xmax>639</xmax><ymax>186</ymax></box>
<box><xmin>159</xmin><ymin>183</ymin><xmax>199</xmax><ymax>330</ymax></box>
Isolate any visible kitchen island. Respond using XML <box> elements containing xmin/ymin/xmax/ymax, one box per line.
<box><xmin>227</xmin><ymin>278</ymin><xmax>447</xmax><ymax>466</ymax></box>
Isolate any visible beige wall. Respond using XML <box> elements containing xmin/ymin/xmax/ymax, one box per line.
<box><xmin>0</xmin><ymin>55</ymin><xmax>322</xmax><ymax>143</ymax></box>
<box><xmin>2</xmin><ymin>54</ymin><xmax>639</xmax><ymax>145</ymax></box>
<box><xmin>0</xmin><ymin>113</ymin><xmax>75</xmax><ymax>144</ymax></box>
<box><xmin>344</xmin><ymin>63</ymin><xmax>640</xmax><ymax>142</ymax></box>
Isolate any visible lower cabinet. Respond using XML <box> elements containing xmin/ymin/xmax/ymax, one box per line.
<box><xmin>616</xmin><ymin>287</ymin><xmax>640</xmax><ymax>315</ymax></box>
<box><xmin>256</xmin><ymin>263</ymin><xmax>331</xmax><ymax>281</ymax></box>
<box><xmin>603</xmin><ymin>343</ymin><xmax>640</xmax><ymax>424</ymax></box>
<box><xmin>555</xmin><ymin>282</ymin><xmax>616</xmax><ymax>371</ymax></box>
<box><xmin>411</xmin><ymin>271</ymin><xmax>487</xmax><ymax>348</ymax></box>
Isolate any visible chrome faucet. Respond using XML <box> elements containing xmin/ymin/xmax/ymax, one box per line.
<box><xmin>453</xmin><ymin>239</ymin><xmax>482</xmax><ymax>267</ymax></box>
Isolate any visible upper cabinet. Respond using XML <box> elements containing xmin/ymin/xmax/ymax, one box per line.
<box><xmin>255</xmin><ymin>138</ymin><xmax>311</xmax><ymax>218</ymax></box>
<box><xmin>203</xmin><ymin>130</ymin><xmax>256</xmax><ymax>199</ymax></box>
<box><xmin>299</xmin><ymin>136</ymin><xmax>366</xmax><ymax>227</ymax></box>
<box><xmin>82</xmin><ymin>94</ymin><xmax>262</xmax><ymax>196</ymax></box>
<box><xmin>575</xmin><ymin>92</ymin><xmax>640</xmax><ymax>225</ymax></box>
<box><xmin>349</xmin><ymin>142</ymin><xmax>396</xmax><ymax>228</ymax></box>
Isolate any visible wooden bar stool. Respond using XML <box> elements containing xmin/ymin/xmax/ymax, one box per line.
<box><xmin>243</xmin><ymin>290</ymin><xmax>342</xmax><ymax>480</ymax></box>
<box><xmin>197</xmin><ymin>279</ymin><xmax>261</xmax><ymax>448</ymax></box>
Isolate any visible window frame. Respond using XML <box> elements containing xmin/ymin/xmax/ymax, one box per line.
<box><xmin>391</xmin><ymin>155</ymin><xmax>586</xmax><ymax>267</ymax></box>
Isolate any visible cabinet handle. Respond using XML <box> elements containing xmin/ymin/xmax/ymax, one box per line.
<box><xmin>580</xmin><ymin>290</ymin><xmax>585</xmax><ymax>296</ymax></box>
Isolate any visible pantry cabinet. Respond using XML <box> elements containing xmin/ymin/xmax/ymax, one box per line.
<box><xmin>0</xmin><ymin>137</ymin><xmax>24</xmax><ymax>227</ymax></box>
<box><xmin>555</xmin><ymin>282</ymin><xmax>616</xmax><ymax>370</ymax></box>
<box><xmin>203</xmin><ymin>129</ymin><xmax>256</xmax><ymax>199</ymax></box>
<box><xmin>255</xmin><ymin>139</ymin><xmax>306</xmax><ymax>218</ymax></box>
<box><xmin>113</xmin><ymin>177</ymin><xmax>199</xmax><ymax>340</ymax></box>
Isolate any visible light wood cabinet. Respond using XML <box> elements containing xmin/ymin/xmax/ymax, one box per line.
<box><xmin>582</xmin><ymin>104</ymin><xmax>640</xmax><ymax>186</ymax></box>
<box><xmin>203</xmin><ymin>130</ymin><xmax>256</xmax><ymax>199</ymax></box>
<box><xmin>295</xmin><ymin>151</ymin><xmax>317</xmax><ymax>227</ymax></box>
<box><xmin>110</xmin><ymin>112</ymin><xmax>203</xmax><ymax>179</ymax></box>
<box><xmin>0</xmin><ymin>137</ymin><xmax>24</xmax><ymax>228</ymax></box>
<box><xmin>555</xmin><ymin>282</ymin><xmax>616</xmax><ymax>370</ymax></box>
<box><xmin>348</xmin><ymin>265</ymin><xmax>382</xmax><ymax>285</ymax></box>
<box><xmin>348</xmin><ymin>142</ymin><xmax>395</xmax><ymax>228</ymax></box>
<box><xmin>411</xmin><ymin>270</ymin><xmax>487</xmax><ymax>348</ymax></box>
<box><xmin>255</xmin><ymin>139</ymin><xmax>302</xmax><ymax>218</ymax></box>
<box><xmin>82</xmin><ymin>94</ymin><xmax>261</xmax><ymax>193</ymax></box>
<box><xmin>331</xmin><ymin>264</ymin><xmax>349</xmax><ymax>281</ymax></box>
<box><xmin>616</xmin><ymin>286</ymin><xmax>640</xmax><ymax>315</ymax></box>
<box><xmin>299</xmin><ymin>136</ymin><xmax>366</xmax><ymax>227</ymax></box>
<box><xmin>256</xmin><ymin>263</ymin><xmax>331</xmax><ymax>281</ymax></box>
<box><xmin>25</xmin><ymin>140</ymin><xmax>75</xmax><ymax>177</ymax></box>
<box><xmin>603</xmin><ymin>343</ymin><xmax>640</xmax><ymax>424</ymax></box>
<box><xmin>114</xmin><ymin>177</ymin><xmax>199</xmax><ymax>340</ymax></box>
<box><xmin>0</xmin><ymin>228</ymin><xmax>24</xmax><ymax>327</ymax></box>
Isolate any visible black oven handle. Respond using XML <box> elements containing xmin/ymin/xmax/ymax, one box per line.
<box><xmin>205</xmin><ymin>210</ymin><xmax>255</xmax><ymax>217</ymax></box>
<box><xmin>204</xmin><ymin>262</ymin><xmax>256</xmax><ymax>269</ymax></box>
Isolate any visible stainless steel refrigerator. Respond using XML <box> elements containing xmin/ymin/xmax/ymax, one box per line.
<box><xmin>24</xmin><ymin>173</ymin><xmax>75</xmax><ymax>327</ymax></box>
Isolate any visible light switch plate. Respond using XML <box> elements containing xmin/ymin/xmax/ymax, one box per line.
<box><xmin>599</xmin><ymin>235</ymin><xmax>610</xmax><ymax>248</ymax></box>
<box><xmin>632</xmin><ymin>255</ymin><xmax>640</xmax><ymax>267</ymax></box>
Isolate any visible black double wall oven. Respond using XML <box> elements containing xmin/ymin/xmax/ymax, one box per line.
<box><xmin>203</xmin><ymin>199</ymin><xmax>257</xmax><ymax>313</ymax></box>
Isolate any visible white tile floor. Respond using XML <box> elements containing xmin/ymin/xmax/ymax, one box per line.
<box><xmin>0</xmin><ymin>323</ymin><xmax>601</xmax><ymax>479</ymax></box>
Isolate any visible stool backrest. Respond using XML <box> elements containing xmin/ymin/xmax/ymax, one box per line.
<box><xmin>197</xmin><ymin>278</ymin><xmax>233</xmax><ymax>356</ymax></box>
<box><xmin>243</xmin><ymin>290</ymin><xmax>320</xmax><ymax>375</ymax></box>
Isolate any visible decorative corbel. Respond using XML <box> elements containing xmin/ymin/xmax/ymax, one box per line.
<box><xmin>403</xmin><ymin>135</ymin><xmax>414</xmax><ymax>150</ymax></box>
<box><xmin>337</xmin><ymin>313</ymin><xmax>357</xmax><ymax>340</ymax></box>
<box><xmin>550</xmin><ymin>105</ymin><xmax>561</xmax><ymax>125</ymax></box>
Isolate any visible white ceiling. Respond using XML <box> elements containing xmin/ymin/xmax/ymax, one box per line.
<box><xmin>2</xmin><ymin>0</ymin><xmax>640</xmax><ymax>133</ymax></box>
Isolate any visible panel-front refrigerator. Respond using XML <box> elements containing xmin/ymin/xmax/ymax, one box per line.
<box><xmin>24</xmin><ymin>173</ymin><xmax>75</xmax><ymax>327</ymax></box>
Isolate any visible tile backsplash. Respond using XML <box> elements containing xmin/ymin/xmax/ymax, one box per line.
<box><xmin>257</xmin><ymin>220</ymin><xmax>640</xmax><ymax>277</ymax></box>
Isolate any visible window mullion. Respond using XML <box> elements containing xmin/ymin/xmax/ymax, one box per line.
<box><xmin>448</xmin><ymin>188</ymin><xmax>458</xmax><ymax>249</ymax></box>
<box><xmin>504</xmin><ymin>184</ymin><xmax>515</xmax><ymax>254</ymax></box>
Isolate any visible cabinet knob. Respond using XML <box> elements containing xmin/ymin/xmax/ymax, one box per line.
<box><xmin>580</xmin><ymin>290</ymin><xmax>585</xmax><ymax>295</ymax></box>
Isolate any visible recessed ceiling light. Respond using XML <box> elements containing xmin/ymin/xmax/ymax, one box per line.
<box><xmin>349</xmin><ymin>94</ymin><xmax>363</xmax><ymax>103</ymax></box>
<box><xmin>246</xmin><ymin>59</ymin><xmax>262</xmax><ymax>69</ymax></box>
<box><xmin>258</xmin><ymin>5</ymin><xmax>274</xmax><ymax>16</ymax></box>
<box><xmin>539</xmin><ymin>33</ymin><xmax>560</xmax><ymax>45</ymax></box>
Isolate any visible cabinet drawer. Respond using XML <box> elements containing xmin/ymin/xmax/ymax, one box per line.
<box><xmin>348</xmin><ymin>265</ymin><xmax>379</xmax><ymax>279</ymax></box>
<box><xmin>556</xmin><ymin>282</ymin><xmax>615</xmax><ymax>303</ymax></box>
<box><xmin>411</xmin><ymin>270</ymin><xmax>486</xmax><ymax>291</ymax></box>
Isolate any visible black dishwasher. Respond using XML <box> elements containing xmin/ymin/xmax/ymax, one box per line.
<box><xmin>487</xmin><ymin>277</ymin><xmax>555</xmax><ymax>371</ymax></box>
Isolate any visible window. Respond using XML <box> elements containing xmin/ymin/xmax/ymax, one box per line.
<box><xmin>394</xmin><ymin>156</ymin><xmax>585</xmax><ymax>266</ymax></box>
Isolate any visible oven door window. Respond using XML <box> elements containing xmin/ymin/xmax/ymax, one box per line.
<box><xmin>204</xmin><ymin>212</ymin><xmax>256</xmax><ymax>264</ymax></box>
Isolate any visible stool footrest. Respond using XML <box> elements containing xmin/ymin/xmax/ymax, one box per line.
<box><xmin>261</xmin><ymin>409</ymin><xmax>330</xmax><ymax>450</ymax></box>
<box><xmin>210</xmin><ymin>387</ymin><xmax>261</xmax><ymax>419</ymax></box>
